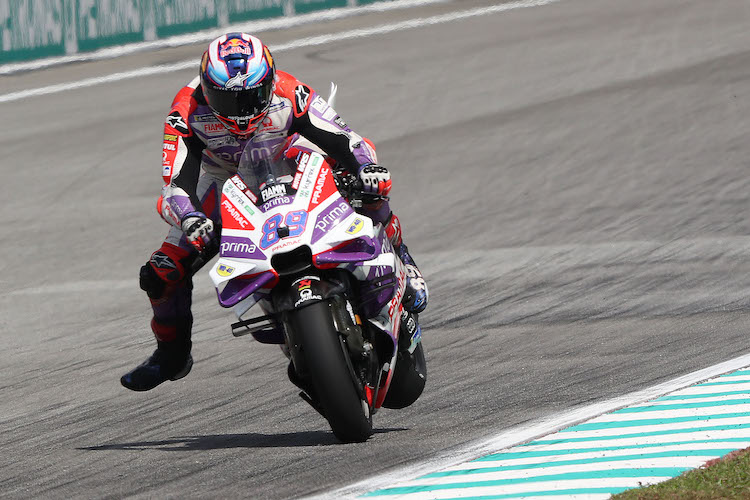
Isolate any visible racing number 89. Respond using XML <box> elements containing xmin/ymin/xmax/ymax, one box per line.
<box><xmin>260</xmin><ymin>210</ymin><xmax>308</xmax><ymax>249</ymax></box>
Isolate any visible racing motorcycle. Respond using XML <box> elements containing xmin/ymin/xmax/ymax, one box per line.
<box><xmin>198</xmin><ymin>137</ymin><xmax>426</xmax><ymax>442</ymax></box>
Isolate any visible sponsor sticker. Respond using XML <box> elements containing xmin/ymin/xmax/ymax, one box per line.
<box><xmin>345</xmin><ymin>217</ymin><xmax>364</xmax><ymax>235</ymax></box>
<box><xmin>221</xmin><ymin>199</ymin><xmax>251</xmax><ymax>229</ymax></box>
<box><xmin>217</xmin><ymin>264</ymin><xmax>235</xmax><ymax>277</ymax></box>
<box><xmin>207</xmin><ymin>136</ymin><xmax>239</xmax><ymax>148</ymax></box>
<box><xmin>292</xmin><ymin>171</ymin><xmax>303</xmax><ymax>190</ymax></box>
<box><xmin>261</xmin><ymin>184</ymin><xmax>287</xmax><ymax>202</ymax></box>
<box><xmin>204</xmin><ymin>123</ymin><xmax>225</xmax><ymax>134</ymax></box>
<box><xmin>220</xmin><ymin>38</ymin><xmax>252</xmax><ymax>58</ymax></box>
<box><xmin>293</xmin><ymin>277</ymin><xmax>323</xmax><ymax>307</ymax></box>
<box><xmin>231</xmin><ymin>175</ymin><xmax>247</xmax><ymax>190</ymax></box>
<box><xmin>311</xmin><ymin>166</ymin><xmax>329</xmax><ymax>205</ymax></box>
<box><xmin>297</xmin><ymin>152</ymin><xmax>310</xmax><ymax>173</ymax></box>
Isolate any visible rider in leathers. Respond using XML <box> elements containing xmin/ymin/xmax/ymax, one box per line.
<box><xmin>121</xmin><ymin>32</ymin><xmax>428</xmax><ymax>391</ymax></box>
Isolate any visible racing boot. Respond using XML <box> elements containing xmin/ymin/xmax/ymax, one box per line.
<box><xmin>384</xmin><ymin>213</ymin><xmax>428</xmax><ymax>314</ymax></box>
<box><xmin>121</xmin><ymin>244</ymin><xmax>195</xmax><ymax>392</ymax></box>
<box><xmin>120</xmin><ymin>339</ymin><xmax>193</xmax><ymax>391</ymax></box>
<box><xmin>398</xmin><ymin>243</ymin><xmax>428</xmax><ymax>314</ymax></box>
<box><xmin>399</xmin><ymin>309</ymin><xmax>423</xmax><ymax>355</ymax></box>
<box><xmin>382</xmin><ymin>309</ymin><xmax>426</xmax><ymax>409</ymax></box>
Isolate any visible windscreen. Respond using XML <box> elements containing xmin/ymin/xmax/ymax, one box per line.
<box><xmin>236</xmin><ymin>135</ymin><xmax>297</xmax><ymax>204</ymax></box>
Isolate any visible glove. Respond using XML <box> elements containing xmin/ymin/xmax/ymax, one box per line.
<box><xmin>359</xmin><ymin>164</ymin><xmax>392</xmax><ymax>196</ymax></box>
<box><xmin>181</xmin><ymin>212</ymin><xmax>216</xmax><ymax>253</ymax></box>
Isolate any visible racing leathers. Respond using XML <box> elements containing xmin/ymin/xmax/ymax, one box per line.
<box><xmin>121</xmin><ymin>71</ymin><xmax>427</xmax><ymax>391</ymax></box>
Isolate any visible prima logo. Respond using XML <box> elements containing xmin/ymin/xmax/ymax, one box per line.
<box><xmin>221</xmin><ymin>241</ymin><xmax>257</xmax><ymax>254</ymax></box>
<box><xmin>315</xmin><ymin>202</ymin><xmax>349</xmax><ymax>231</ymax></box>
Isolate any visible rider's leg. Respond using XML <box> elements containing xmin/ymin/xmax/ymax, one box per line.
<box><xmin>360</xmin><ymin>200</ymin><xmax>428</xmax><ymax>314</ymax></box>
<box><xmin>121</xmin><ymin>174</ymin><xmax>223</xmax><ymax>392</ymax></box>
<box><xmin>120</xmin><ymin>239</ymin><xmax>196</xmax><ymax>391</ymax></box>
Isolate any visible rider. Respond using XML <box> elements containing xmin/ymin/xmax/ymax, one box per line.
<box><xmin>121</xmin><ymin>32</ymin><xmax>428</xmax><ymax>391</ymax></box>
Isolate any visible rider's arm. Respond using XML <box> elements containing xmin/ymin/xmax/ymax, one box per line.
<box><xmin>158</xmin><ymin>81</ymin><xmax>206</xmax><ymax>227</ymax></box>
<box><xmin>278</xmin><ymin>72</ymin><xmax>377</xmax><ymax>174</ymax></box>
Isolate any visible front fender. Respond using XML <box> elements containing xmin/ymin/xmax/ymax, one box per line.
<box><xmin>273</xmin><ymin>274</ymin><xmax>346</xmax><ymax>312</ymax></box>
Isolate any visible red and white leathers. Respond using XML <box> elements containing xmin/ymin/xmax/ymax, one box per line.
<box><xmin>145</xmin><ymin>71</ymin><xmax>407</xmax><ymax>344</ymax></box>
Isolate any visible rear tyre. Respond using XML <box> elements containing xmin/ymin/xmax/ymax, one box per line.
<box><xmin>288</xmin><ymin>300</ymin><xmax>372</xmax><ymax>443</ymax></box>
<box><xmin>382</xmin><ymin>343</ymin><xmax>427</xmax><ymax>409</ymax></box>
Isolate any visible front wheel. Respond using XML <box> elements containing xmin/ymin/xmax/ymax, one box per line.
<box><xmin>287</xmin><ymin>300</ymin><xmax>372</xmax><ymax>443</ymax></box>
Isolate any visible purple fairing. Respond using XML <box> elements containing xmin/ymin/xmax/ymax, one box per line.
<box><xmin>315</xmin><ymin>236</ymin><xmax>379</xmax><ymax>265</ymax></box>
<box><xmin>311</xmin><ymin>200</ymin><xmax>355</xmax><ymax>244</ymax></box>
<box><xmin>220</xmin><ymin>235</ymin><xmax>266</xmax><ymax>260</ymax></box>
<box><xmin>218</xmin><ymin>270</ymin><xmax>276</xmax><ymax>307</ymax></box>
<box><xmin>358</xmin><ymin>231</ymin><xmax>400</xmax><ymax>318</ymax></box>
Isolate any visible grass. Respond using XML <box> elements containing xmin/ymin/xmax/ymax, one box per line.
<box><xmin>611</xmin><ymin>447</ymin><xmax>750</xmax><ymax>499</ymax></box>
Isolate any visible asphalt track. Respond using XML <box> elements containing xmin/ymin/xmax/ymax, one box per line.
<box><xmin>3</xmin><ymin>0</ymin><xmax>750</xmax><ymax>498</ymax></box>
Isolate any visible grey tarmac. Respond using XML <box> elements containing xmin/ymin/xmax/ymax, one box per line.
<box><xmin>2</xmin><ymin>0</ymin><xmax>750</xmax><ymax>498</ymax></box>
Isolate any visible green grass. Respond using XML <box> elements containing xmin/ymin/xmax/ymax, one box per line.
<box><xmin>611</xmin><ymin>448</ymin><xmax>750</xmax><ymax>499</ymax></box>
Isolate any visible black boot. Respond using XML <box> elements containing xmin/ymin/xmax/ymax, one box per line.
<box><xmin>120</xmin><ymin>340</ymin><xmax>193</xmax><ymax>392</ymax></box>
<box><xmin>399</xmin><ymin>310</ymin><xmax>422</xmax><ymax>354</ymax></box>
<box><xmin>397</xmin><ymin>243</ymin><xmax>428</xmax><ymax>314</ymax></box>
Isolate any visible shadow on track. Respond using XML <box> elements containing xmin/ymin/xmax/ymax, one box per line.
<box><xmin>78</xmin><ymin>428</ymin><xmax>406</xmax><ymax>451</ymax></box>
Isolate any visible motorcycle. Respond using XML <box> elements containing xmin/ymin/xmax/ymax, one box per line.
<box><xmin>198</xmin><ymin>137</ymin><xmax>426</xmax><ymax>442</ymax></box>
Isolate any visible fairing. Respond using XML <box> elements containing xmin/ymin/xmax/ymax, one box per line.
<box><xmin>208</xmin><ymin>144</ymin><xmax>407</xmax><ymax>408</ymax></box>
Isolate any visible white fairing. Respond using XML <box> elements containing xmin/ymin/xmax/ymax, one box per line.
<box><xmin>208</xmin><ymin>152</ymin><xmax>402</xmax><ymax>338</ymax></box>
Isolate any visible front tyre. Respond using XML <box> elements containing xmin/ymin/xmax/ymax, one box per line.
<box><xmin>288</xmin><ymin>300</ymin><xmax>372</xmax><ymax>443</ymax></box>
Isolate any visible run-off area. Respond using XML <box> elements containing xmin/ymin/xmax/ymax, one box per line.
<box><xmin>351</xmin><ymin>365</ymin><xmax>750</xmax><ymax>499</ymax></box>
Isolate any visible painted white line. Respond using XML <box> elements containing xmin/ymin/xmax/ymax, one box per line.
<box><xmin>356</xmin><ymin>478</ymin><xmax>666</xmax><ymax>500</ymax></box>
<box><xmin>553</xmin><ymin>417</ymin><xmax>750</xmax><ymax>440</ymax></box>
<box><xmin>0</xmin><ymin>0</ymin><xmax>561</xmax><ymax>104</ymax></box>
<box><xmin>403</xmin><ymin>458</ymin><xmax>712</xmax><ymax>486</ymax></box>
<box><xmin>712</xmin><ymin>375</ymin><xmax>750</xmax><ymax>382</ymax></box>
<box><xmin>0</xmin><ymin>0</ymin><xmax>448</xmax><ymax>75</ymax></box>
<box><xmin>442</xmin><ymin>442</ymin><xmax>750</xmax><ymax>469</ymax></box>
<box><xmin>518</xmin><ymin>429</ymin><xmax>750</xmax><ymax>451</ymax></box>
<box><xmin>592</xmin><ymin>405</ymin><xmax>750</xmax><ymax>422</ymax></box>
<box><xmin>303</xmin><ymin>353</ymin><xmax>750</xmax><ymax>499</ymax></box>
<box><xmin>634</xmin><ymin>395</ymin><xmax>750</xmax><ymax>406</ymax></box>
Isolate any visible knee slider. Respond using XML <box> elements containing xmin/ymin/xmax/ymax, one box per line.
<box><xmin>140</xmin><ymin>248</ymin><xmax>187</xmax><ymax>299</ymax></box>
<box><xmin>140</xmin><ymin>262</ymin><xmax>166</xmax><ymax>299</ymax></box>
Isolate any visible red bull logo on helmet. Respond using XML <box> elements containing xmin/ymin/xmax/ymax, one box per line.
<box><xmin>220</xmin><ymin>38</ymin><xmax>252</xmax><ymax>58</ymax></box>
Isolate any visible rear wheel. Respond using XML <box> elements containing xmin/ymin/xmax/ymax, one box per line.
<box><xmin>288</xmin><ymin>300</ymin><xmax>372</xmax><ymax>443</ymax></box>
<box><xmin>382</xmin><ymin>343</ymin><xmax>427</xmax><ymax>409</ymax></box>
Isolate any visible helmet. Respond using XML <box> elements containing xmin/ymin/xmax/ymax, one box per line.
<box><xmin>199</xmin><ymin>33</ymin><xmax>275</xmax><ymax>135</ymax></box>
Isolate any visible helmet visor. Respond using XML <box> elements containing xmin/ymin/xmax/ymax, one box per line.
<box><xmin>205</xmin><ymin>83</ymin><xmax>272</xmax><ymax>125</ymax></box>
